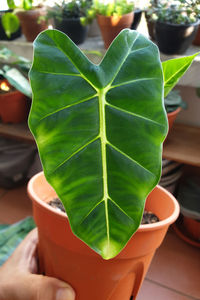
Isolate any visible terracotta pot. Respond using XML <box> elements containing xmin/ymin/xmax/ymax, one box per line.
<box><xmin>167</xmin><ymin>107</ymin><xmax>181</xmax><ymax>133</ymax></box>
<box><xmin>17</xmin><ymin>7</ymin><xmax>48</xmax><ymax>42</ymax></box>
<box><xmin>183</xmin><ymin>216</ymin><xmax>200</xmax><ymax>241</ymax></box>
<box><xmin>28</xmin><ymin>172</ymin><xmax>179</xmax><ymax>300</ymax></box>
<box><xmin>193</xmin><ymin>25</ymin><xmax>200</xmax><ymax>46</ymax></box>
<box><xmin>97</xmin><ymin>12</ymin><xmax>134</xmax><ymax>49</ymax></box>
<box><xmin>0</xmin><ymin>80</ymin><xmax>28</xmax><ymax>123</ymax></box>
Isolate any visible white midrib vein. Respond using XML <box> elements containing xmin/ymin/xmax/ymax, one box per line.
<box><xmin>98</xmin><ymin>88</ymin><xmax>110</xmax><ymax>247</ymax></box>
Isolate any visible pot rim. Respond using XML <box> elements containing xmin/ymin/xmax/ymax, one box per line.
<box><xmin>28</xmin><ymin>171</ymin><xmax>180</xmax><ymax>233</ymax></box>
<box><xmin>156</xmin><ymin>19</ymin><xmax>200</xmax><ymax>27</ymax></box>
<box><xmin>167</xmin><ymin>106</ymin><xmax>181</xmax><ymax>116</ymax></box>
<box><xmin>97</xmin><ymin>11</ymin><xmax>134</xmax><ymax>19</ymax></box>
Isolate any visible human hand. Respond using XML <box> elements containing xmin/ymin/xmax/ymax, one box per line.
<box><xmin>0</xmin><ymin>228</ymin><xmax>75</xmax><ymax>300</ymax></box>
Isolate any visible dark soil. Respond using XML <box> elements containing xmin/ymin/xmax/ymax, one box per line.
<box><xmin>48</xmin><ymin>198</ymin><xmax>160</xmax><ymax>224</ymax></box>
<box><xmin>48</xmin><ymin>198</ymin><xmax>66</xmax><ymax>213</ymax></box>
<box><xmin>141</xmin><ymin>210</ymin><xmax>159</xmax><ymax>224</ymax></box>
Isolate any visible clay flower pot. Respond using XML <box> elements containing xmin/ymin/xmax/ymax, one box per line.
<box><xmin>97</xmin><ymin>12</ymin><xmax>134</xmax><ymax>49</ymax></box>
<box><xmin>17</xmin><ymin>7</ymin><xmax>48</xmax><ymax>42</ymax></box>
<box><xmin>28</xmin><ymin>172</ymin><xmax>179</xmax><ymax>300</ymax></box>
<box><xmin>167</xmin><ymin>107</ymin><xmax>181</xmax><ymax>133</ymax></box>
<box><xmin>0</xmin><ymin>80</ymin><xmax>28</xmax><ymax>123</ymax></box>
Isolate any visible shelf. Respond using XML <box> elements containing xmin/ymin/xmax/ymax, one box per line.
<box><xmin>163</xmin><ymin>123</ymin><xmax>200</xmax><ymax>166</ymax></box>
<box><xmin>0</xmin><ymin>122</ymin><xmax>34</xmax><ymax>144</ymax></box>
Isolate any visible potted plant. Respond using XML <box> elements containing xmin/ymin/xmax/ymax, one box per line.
<box><xmin>0</xmin><ymin>8</ymin><xmax>21</xmax><ymax>40</ymax></box>
<box><xmin>130</xmin><ymin>0</ymin><xmax>144</xmax><ymax>30</ymax></box>
<box><xmin>174</xmin><ymin>173</ymin><xmax>200</xmax><ymax>247</ymax></box>
<box><xmin>164</xmin><ymin>89</ymin><xmax>187</xmax><ymax>132</ymax></box>
<box><xmin>1</xmin><ymin>0</ymin><xmax>48</xmax><ymax>42</ymax></box>
<box><xmin>27</xmin><ymin>29</ymin><xmax>198</xmax><ymax>299</ymax></box>
<box><xmin>91</xmin><ymin>0</ymin><xmax>135</xmax><ymax>48</ymax></box>
<box><xmin>144</xmin><ymin>0</ymin><xmax>157</xmax><ymax>40</ymax></box>
<box><xmin>192</xmin><ymin>2</ymin><xmax>200</xmax><ymax>45</ymax></box>
<box><xmin>152</xmin><ymin>0</ymin><xmax>200</xmax><ymax>54</ymax></box>
<box><xmin>46</xmin><ymin>0</ymin><xmax>94</xmax><ymax>45</ymax></box>
<box><xmin>0</xmin><ymin>47</ymin><xmax>31</xmax><ymax>123</ymax></box>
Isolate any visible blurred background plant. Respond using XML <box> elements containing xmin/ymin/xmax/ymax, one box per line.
<box><xmin>46</xmin><ymin>0</ymin><xmax>95</xmax><ymax>26</ymax></box>
<box><xmin>1</xmin><ymin>0</ymin><xmax>48</xmax><ymax>39</ymax></box>
<box><xmin>91</xmin><ymin>0</ymin><xmax>134</xmax><ymax>17</ymax></box>
<box><xmin>0</xmin><ymin>47</ymin><xmax>31</xmax><ymax>98</ymax></box>
<box><xmin>146</xmin><ymin>0</ymin><xmax>200</xmax><ymax>24</ymax></box>
<box><xmin>164</xmin><ymin>89</ymin><xmax>187</xmax><ymax>113</ymax></box>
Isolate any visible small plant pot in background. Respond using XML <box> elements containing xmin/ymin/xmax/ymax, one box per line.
<box><xmin>173</xmin><ymin>175</ymin><xmax>200</xmax><ymax>247</ymax></box>
<box><xmin>183</xmin><ymin>216</ymin><xmax>200</xmax><ymax>241</ymax></box>
<box><xmin>167</xmin><ymin>107</ymin><xmax>181</xmax><ymax>133</ymax></box>
<box><xmin>17</xmin><ymin>7</ymin><xmax>48</xmax><ymax>42</ymax></box>
<box><xmin>155</xmin><ymin>21</ymin><xmax>199</xmax><ymax>55</ymax></box>
<box><xmin>28</xmin><ymin>172</ymin><xmax>179</xmax><ymax>300</ymax></box>
<box><xmin>193</xmin><ymin>25</ymin><xmax>200</xmax><ymax>46</ymax></box>
<box><xmin>97</xmin><ymin>12</ymin><xmax>134</xmax><ymax>49</ymax></box>
<box><xmin>0</xmin><ymin>80</ymin><xmax>28</xmax><ymax>123</ymax></box>
<box><xmin>0</xmin><ymin>10</ymin><xmax>21</xmax><ymax>40</ymax></box>
<box><xmin>144</xmin><ymin>12</ymin><xmax>155</xmax><ymax>40</ymax></box>
<box><xmin>131</xmin><ymin>8</ymin><xmax>142</xmax><ymax>30</ymax></box>
<box><xmin>159</xmin><ymin>159</ymin><xmax>183</xmax><ymax>195</ymax></box>
<box><xmin>54</xmin><ymin>18</ymin><xmax>88</xmax><ymax>45</ymax></box>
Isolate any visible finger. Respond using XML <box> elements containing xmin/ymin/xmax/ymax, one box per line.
<box><xmin>0</xmin><ymin>274</ymin><xmax>75</xmax><ymax>300</ymax></box>
<box><xmin>2</xmin><ymin>228</ymin><xmax>39</xmax><ymax>273</ymax></box>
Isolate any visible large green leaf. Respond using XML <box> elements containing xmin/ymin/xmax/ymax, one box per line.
<box><xmin>29</xmin><ymin>29</ymin><xmax>167</xmax><ymax>259</ymax></box>
<box><xmin>162</xmin><ymin>53</ymin><xmax>200</xmax><ymax>98</ymax></box>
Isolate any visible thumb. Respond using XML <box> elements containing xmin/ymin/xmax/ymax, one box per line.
<box><xmin>0</xmin><ymin>273</ymin><xmax>75</xmax><ymax>300</ymax></box>
<box><xmin>31</xmin><ymin>275</ymin><xmax>76</xmax><ymax>300</ymax></box>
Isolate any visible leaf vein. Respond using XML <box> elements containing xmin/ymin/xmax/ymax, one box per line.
<box><xmin>108</xmin><ymin>142</ymin><xmax>156</xmax><ymax>178</ymax></box>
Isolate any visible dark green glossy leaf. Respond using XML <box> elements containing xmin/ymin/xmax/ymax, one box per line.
<box><xmin>162</xmin><ymin>53</ymin><xmax>200</xmax><ymax>98</ymax></box>
<box><xmin>29</xmin><ymin>29</ymin><xmax>167</xmax><ymax>259</ymax></box>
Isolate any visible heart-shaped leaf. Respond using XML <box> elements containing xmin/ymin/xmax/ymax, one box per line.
<box><xmin>29</xmin><ymin>29</ymin><xmax>167</xmax><ymax>259</ymax></box>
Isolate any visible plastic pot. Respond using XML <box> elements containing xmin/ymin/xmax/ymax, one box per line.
<box><xmin>144</xmin><ymin>12</ymin><xmax>155</xmax><ymax>40</ymax></box>
<box><xmin>131</xmin><ymin>9</ymin><xmax>142</xmax><ymax>30</ymax></box>
<box><xmin>183</xmin><ymin>216</ymin><xmax>200</xmax><ymax>241</ymax></box>
<box><xmin>175</xmin><ymin>175</ymin><xmax>200</xmax><ymax>245</ymax></box>
<box><xmin>54</xmin><ymin>18</ymin><xmax>88</xmax><ymax>45</ymax></box>
<box><xmin>155</xmin><ymin>21</ymin><xmax>200</xmax><ymax>55</ymax></box>
<box><xmin>28</xmin><ymin>172</ymin><xmax>179</xmax><ymax>300</ymax></box>
<box><xmin>0</xmin><ymin>80</ymin><xmax>28</xmax><ymax>123</ymax></box>
<box><xmin>97</xmin><ymin>12</ymin><xmax>134</xmax><ymax>49</ymax></box>
<box><xmin>16</xmin><ymin>7</ymin><xmax>48</xmax><ymax>42</ymax></box>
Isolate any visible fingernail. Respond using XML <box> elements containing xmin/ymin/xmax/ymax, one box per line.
<box><xmin>56</xmin><ymin>287</ymin><xmax>75</xmax><ymax>300</ymax></box>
